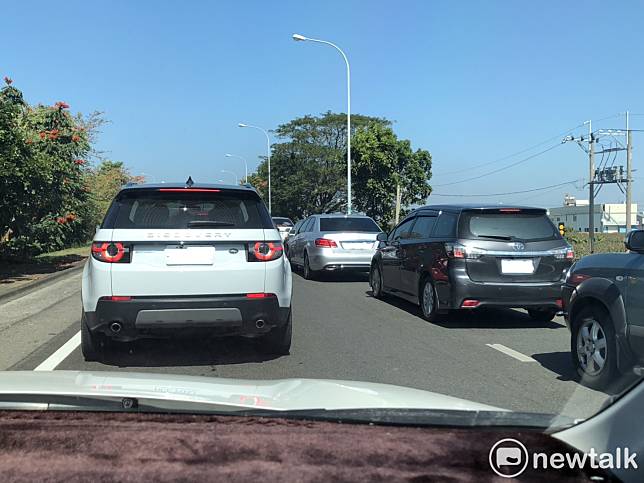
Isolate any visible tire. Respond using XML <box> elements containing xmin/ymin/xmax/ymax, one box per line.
<box><xmin>370</xmin><ymin>264</ymin><xmax>385</xmax><ymax>298</ymax></box>
<box><xmin>528</xmin><ymin>308</ymin><xmax>558</xmax><ymax>322</ymax></box>
<box><xmin>571</xmin><ymin>305</ymin><xmax>618</xmax><ymax>390</ymax></box>
<box><xmin>81</xmin><ymin>311</ymin><xmax>104</xmax><ymax>362</ymax></box>
<box><xmin>303</xmin><ymin>252</ymin><xmax>316</xmax><ymax>280</ymax></box>
<box><xmin>419</xmin><ymin>278</ymin><xmax>440</xmax><ymax>322</ymax></box>
<box><xmin>258</xmin><ymin>310</ymin><xmax>292</xmax><ymax>355</ymax></box>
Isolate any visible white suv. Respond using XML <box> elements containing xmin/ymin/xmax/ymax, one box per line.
<box><xmin>81</xmin><ymin>181</ymin><xmax>292</xmax><ymax>361</ymax></box>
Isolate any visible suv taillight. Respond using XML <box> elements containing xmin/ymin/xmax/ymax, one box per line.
<box><xmin>315</xmin><ymin>238</ymin><xmax>338</xmax><ymax>248</ymax></box>
<box><xmin>248</xmin><ymin>241</ymin><xmax>283</xmax><ymax>262</ymax></box>
<box><xmin>445</xmin><ymin>243</ymin><xmax>483</xmax><ymax>259</ymax></box>
<box><xmin>567</xmin><ymin>272</ymin><xmax>591</xmax><ymax>287</ymax></box>
<box><xmin>91</xmin><ymin>242</ymin><xmax>131</xmax><ymax>263</ymax></box>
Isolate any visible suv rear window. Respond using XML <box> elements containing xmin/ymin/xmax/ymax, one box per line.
<box><xmin>459</xmin><ymin>211</ymin><xmax>559</xmax><ymax>242</ymax></box>
<box><xmin>102</xmin><ymin>189</ymin><xmax>273</xmax><ymax>229</ymax></box>
<box><xmin>319</xmin><ymin>217</ymin><xmax>381</xmax><ymax>233</ymax></box>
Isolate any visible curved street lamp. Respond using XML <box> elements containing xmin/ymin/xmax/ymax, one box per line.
<box><xmin>239</xmin><ymin>123</ymin><xmax>271</xmax><ymax>213</ymax></box>
<box><xmin>292</xmin><ymin>33</ymin><xmax>352</xmax><ymax>214</ymax></box>
<box><xmin>220</xmin><ymin>169</ymin><xmax>238</xmax><ymax>185</ymax></box>
<box><xmin>225</xmin><ymin>153</ymin><xmax>248</xmax><ymax>183</ymax></box>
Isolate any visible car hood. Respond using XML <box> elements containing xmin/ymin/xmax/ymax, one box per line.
<box><xmin>0</xmin><ymin>371</ymin><xmax>505</xmax><ymax>412</ymax></box>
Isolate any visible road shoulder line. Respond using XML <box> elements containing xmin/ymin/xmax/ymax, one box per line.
<box><xmin>486</xmin><ymin>343</ymin><xmax>536</xmax><ymax>362</ymax></box>
<box><xmin>33</xmin><ymin>331</ymin><xmax>81</xmax><ymax>371</ymax></box>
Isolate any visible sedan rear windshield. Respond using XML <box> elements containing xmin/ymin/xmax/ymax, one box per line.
<box><xmin>459</xmin><ymin>212</ymin><xmax>559</xmax><ymax>241</ymax></box>
<box><xmin>319</xmin><ymin>217</ymin><xmax>381</xmax><ymax>233</ymax></box>
<box><xmin>102</xmin><ymin>189</ymin><xmax>273</xmax><ymax>229</ymax></box>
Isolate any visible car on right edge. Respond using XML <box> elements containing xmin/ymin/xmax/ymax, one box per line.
<box><xmin>370</xmin><ymin>204</ymin><xmax>574</xmax><ymax>322</ymax></box>
<box><xmin>562</xmin><ymin>229</ymin><xmax>644</xmax><ymax>390</ymax></box>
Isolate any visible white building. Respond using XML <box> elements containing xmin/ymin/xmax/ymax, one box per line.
<box><xmin>548</xmin><ymin>196</ymin><xmax>641</xmax><ymax>234</ymax></box>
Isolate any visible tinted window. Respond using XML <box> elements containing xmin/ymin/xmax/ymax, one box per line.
<box><xmin>319</xmin><ymin>217</ymin><xmax>381</xmax><ymax>233</ymax></box>
<box><xmin>301</xmin><ymin>218</ymin><xmax>315</xmax><ymax>232</ymax></box>
<box><xmin>390</xmin><ymin>218</ymin><xmax>415</xmax><ymax>241</ymax></box>
<box><xmin>459</xmin><ymin>212</ymin><xmax>558</xmax><ymax>241</ymax></box>
<box><xmin>409</xmin><ymin>216</ymin><xmax>436</xmax><ymax>239</ymax></box>
<box><xmin>103</xmin><ymin>189</ymin><xmax>272</xmax><ymax>229</ymax></box>
<box><xmin>433</xmin><ymin>213</ymin><xmax>458</xmax><ymax>238</ymax></box>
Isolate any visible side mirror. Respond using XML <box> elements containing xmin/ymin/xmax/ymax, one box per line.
<box><xmin>625</xmin><ymin>230</ymin><xmax>644</xmax><ymax>253</ymax></box>
<box><xmin>376</xmin><ymin>232</ymin><xmax>388</xmax><ymax>242</ymax></box>
<box><xmin>289</xmin><ymin>228</ymin><xmax>297</xmax><ymax>235</ymax></box>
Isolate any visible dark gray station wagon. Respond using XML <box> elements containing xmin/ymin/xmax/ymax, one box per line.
<box><xmin>370</xmin><ymin>205</ymin><xmax>574</xmax><ymax>322</ymax></box>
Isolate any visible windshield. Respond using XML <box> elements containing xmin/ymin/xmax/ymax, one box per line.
<box><xmin>319</xmin><ymin>217</ymin><xmax>381</xmax><ymax>232</ymax></box>
<box><xmin>104</xmin><ymin>190</ymin><xmax>272</xmax><ymax>229</ymax></box>
<box><xmin>460</xmin><ymin>212</ymin><xmax>559</xmax><ymax>242</ymax></box>
<box><xmin>2</xmin><ymin>3</ymin><xmax>643</xmax><ymax>479</ymax></box>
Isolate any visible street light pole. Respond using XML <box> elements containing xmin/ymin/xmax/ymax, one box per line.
<box><xmin>225</xmin><ymin>153</ymin><xmax>248</xmax><ymax>183</ymax></box>
<box><xmin>239</xmin><ymin>123</ymin><xmax>271</xmax><ymax>214</ymax></box>
<box><xmin>293</xmin><ymin>33</ymin><xmax>352</xmax><ymax>215</ymax></box>
<box><xmin>221</xmin><ymin>170</ymin><xmax>238</xmax><ymax>185</ymax></box>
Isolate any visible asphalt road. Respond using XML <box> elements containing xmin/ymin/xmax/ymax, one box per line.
<box><xmin>1</xmin><ymin>266</ymin><xmax>615</xmax><ymax>418</ymax></box>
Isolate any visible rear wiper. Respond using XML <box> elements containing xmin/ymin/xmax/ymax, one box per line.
<box><xmin>187</xmin><ymin>220</ymin><xmax>235</xmax><ymax>228</ymax></box>
<box><xmin>475</xmin><ymin>234</ymin><xmax>513</xmax><ymax>241</ymax></box>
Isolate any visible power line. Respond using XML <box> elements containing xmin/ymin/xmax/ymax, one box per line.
<box><xmin>433</xmin><ymin>144</ymin><xmax>562</xmax><ymax>187</ymax></box>
<box><xmin>430</xmin><ymin>179</ymin><xmax>581</xmax><ymax>198</ymax></box>
<box><xmin>433</xmin><ymin>123</ymin><xmax>585</xmax><ymax>177</ymax></box>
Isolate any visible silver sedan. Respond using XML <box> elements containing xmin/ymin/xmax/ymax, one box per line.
<box><xmin>288</xmin><ymin>214</ymin><xmax>383</xmax><ymax>279</ymax></box>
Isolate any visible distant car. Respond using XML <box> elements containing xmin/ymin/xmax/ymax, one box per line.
<box><xmin>272</xmin><ymin>217</ymin><xmax>294</xmax><ymax>241</ymax></box>
<box><xmin>562</xmin><ymin>229</ymin><xmax>644</xmax><ymax>390</ymax></box>
<box><xmin>288</xmin><ymin>214</ymin><xmax>382</xmax><ymax>279</ymax></box>
<box><xmin>81</xmin><ymin>181</ymin><xmax>293</xmax><ymax>361</ymax></box>
<box><xmin>370</xmin><ymin>205</ymin><xmax>574</xmax><ymax>322</ymax></box>
<box><xmin>284</xmin><ymin>219</ymin><xmax>304</xmax><ymax>256</ymax></box>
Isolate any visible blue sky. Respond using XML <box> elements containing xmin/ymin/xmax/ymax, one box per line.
<box><xmin>3</xmin><ymin>0</ymin><xmax>643</xmax><ymax>208</ymax></box>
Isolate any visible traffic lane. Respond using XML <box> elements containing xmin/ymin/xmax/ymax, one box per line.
<box><xmin>0</xmin><ymin>271</ymin><xmax>81</xmax><ymax>371</ymax></box>
<box><xmin>53</xmin><ymin>271</ymin><xmax>608</xmax><ymax>417</ymax></box>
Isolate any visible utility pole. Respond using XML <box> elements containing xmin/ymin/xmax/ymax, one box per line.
<box><xmin>587</xmin><ymin>120</ymin><xmax>596</xmax><ymax>254</ymax></box>
<box><xmin>626</xmin><ymin>111</ymin><xmax>633</xmax><ymax>232</ymax></box>
<box><xmin>394</xmin><ymin>183</ymin><xmax>401</xmax><ymax>224</ymax></box>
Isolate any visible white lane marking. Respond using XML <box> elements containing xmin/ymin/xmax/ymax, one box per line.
<box><xmin>34</xmin><ymin>331</ymin><xmax>81</xmax><ymax>371</ymax></box>
<box><xmin>486</xmin><ymin>343</ymin><xmax>535</xmax><ymax>362</ymax></box>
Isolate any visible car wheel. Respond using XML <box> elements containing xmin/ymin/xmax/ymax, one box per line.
<box><xmin>303</xmin><ymin>252</ymin><xmax>316</xmax><ymax>280</ymax></box>
<box><xmin>571</xmin><ymin>305</ymin><xmax>618</xmax><ymax>390</ymax></box>
<box><xmin>370</xmin><ymin>265</ymin><xmax>385</xmax><ymax>298</ymax></box>
<box><xmin>258</xmin><ymin>310</ymin><xmax>292</xmax><ymax>355</ymax></box>
<box><xmin>81</xmin><ymin>311</ymin><xmax>104</xmax><ymax>362</ymax></box>
<box><xmin>527</xmin><ymin>308</ymin><xmax>558</xmax><ymax>322</ymax></box>
<box><xmin>419</xmin><ymin>278</ymin><xmax>440</xmax><ymax>322</ymax></box>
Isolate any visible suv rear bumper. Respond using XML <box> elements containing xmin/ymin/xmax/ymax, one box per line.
<box><xmin>449</xmin><ymin>277</ymin><xmax>563</xmax><ymax>310</ymax></box>
<box><xmin>85</xmin><ymin>295</ymin><xmax>290</xmax><ymax>341</ymax></box>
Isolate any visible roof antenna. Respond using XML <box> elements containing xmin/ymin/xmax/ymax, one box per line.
<box><xmin>186</xmin><ymin>176</ymin><xmax>194</xmax><ymax>188</ymax></box>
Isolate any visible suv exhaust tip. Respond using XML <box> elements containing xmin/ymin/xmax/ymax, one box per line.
<box><xmin>110</xmin><ymin>322</ymin><xmax>122</xmax><ymax>333</ymax></box>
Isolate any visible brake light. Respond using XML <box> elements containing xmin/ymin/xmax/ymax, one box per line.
<box><xmin>248</xmin><ymin>241</ymin><xmax>283</xmax><ymax>262</ymax></box>
<box><xmin>315</xmin><ymin>238</ymin><xmax>338</xmax><ymax>248</ymax></box>
<box><xmin>568</xmin><ymin>273</ymin><xmax>591</xmax><ymax>287</ymax></box>
<box><xmin>566</xmin><ymin>248</ymin><xmax>575</xmax><ymax>260</ymax></box>
<box><xmin>461</xmin><ymin>299</ymin><xmax>481</xmax><ymax>308</ymax></box>
<box><xmin>499</xmin><ymin>208</ymin><xmax>521</xmax><ymax>213</ymax></box>
<box><xmin>100</xmin><ymin>296</ymin><xmax>132</xmax><ymax>301</ymax></box>
<box><xmin>91</xmin><ymin>242</ymin><xmax>131</xmax><ymax>263</ymax></box>
<box><xmin>446</xmin><ymin>243</ymin><xmax>482</xmax><ymax>259</ymax></box>
<box><xmin>157</xmin><ymin>188</ymin><xmax>221</xmax><ymax>192</ymax></box>
<box><xmin>246</xmin><ymin>293</ymin><xmax>275</xmax><ymax>298</ymax></box>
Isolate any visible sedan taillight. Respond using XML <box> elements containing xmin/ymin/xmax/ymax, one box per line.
<box><xmin>91</xmin><ymin>242</ymin><xmax>131</xmax><ymax>263</ymax></box>
<box><xmin>248</xmin><ymin>241</ymin><xmax>283</xmax><ymax>262</ymax></box>
<box><xmin>315</xmin><ymin>238</ymin><xmax>338</xmax><ymax>248</ymax></box>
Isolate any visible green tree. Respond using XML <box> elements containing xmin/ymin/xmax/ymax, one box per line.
<box><xmin>86</xmin><ymin>160</ymin><xmax>143</xmax><ymax>225</ymax></box>
<box><xmin>352</xmin><ymin>123</ymin><xmax>432</xmax><ymax>228</ymax></box>
<box><xmin>248</xmin><ymin>111</ymin><xmax>390</xmax><ymax>219</ymax></box>
<box><xmin>0</xmin><ymin>77</ymin><xmax>102</xmax><ymax>259</ymax></box>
